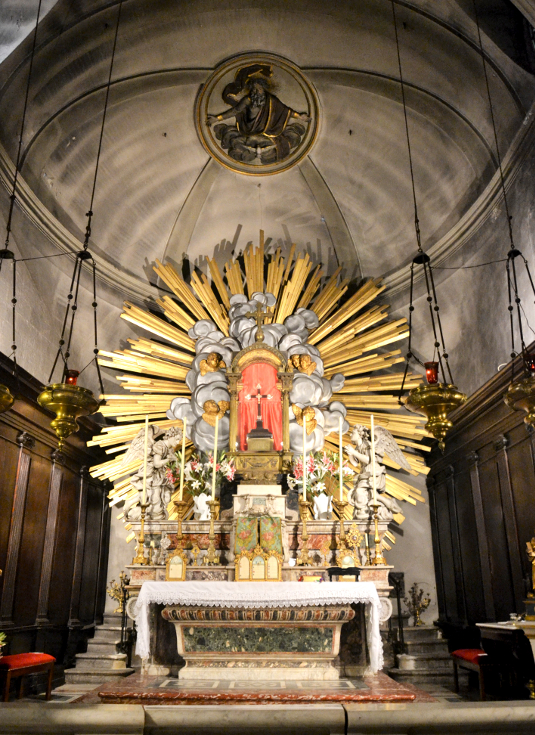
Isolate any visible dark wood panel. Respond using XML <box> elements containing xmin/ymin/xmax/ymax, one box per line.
<box><xmin>0</xmin><ymin>353</ymin><xmax>108</xmax><ymax>663</ymax></box>
<box><xmin>452</xmin><ymin>467</ymin><xmax>485</xmax><ymax>623</ymax></box>
<box><xmin>428</xmin><ymin>346</ymin><xmax>535</xmax><ymax>647</ymax></box>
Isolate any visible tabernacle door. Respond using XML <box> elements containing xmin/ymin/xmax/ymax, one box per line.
<box><xmin>238</xmin><ymin>362</ymin><xmax>282</xmax><ymax>450</ymax></box>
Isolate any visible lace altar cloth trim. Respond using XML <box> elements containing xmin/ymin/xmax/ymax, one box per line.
<box><xmin>134</xmin><ymin>580</ymin><xmax>383</xmax><ymax>672</ymax></box>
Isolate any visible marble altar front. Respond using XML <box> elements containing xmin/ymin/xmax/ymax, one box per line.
<box><xmin>134</xmin><ymin>580</ymin><xmax>383</xmax><ymax>681</ymax></box>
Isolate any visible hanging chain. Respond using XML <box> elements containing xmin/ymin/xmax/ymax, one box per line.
<box><xmin>391</xmin><ymin>0</ymin><xmax>422</xmax><ymax>253</ymax></box>
<box><xmin>47</xmin><ymin>2</ymin><xmax>122</xmax><ymax>390</ymax></box>
<box><xmin>472</xmin><ymin>0</ymin><xmax>515</xmax><ymax>253</ymax></box>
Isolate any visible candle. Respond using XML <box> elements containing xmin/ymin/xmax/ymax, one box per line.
<box><xmin>339</xmin><ymin>415</ymin><xmax>343</xmax><ymax>501</ymax></box>
<box><xmin>303</xmin><ymin>412</ymin><xmax>307</xmax><ymax>500</ymax></box>
<box><xmin>142</xmin><ymin>414</ymin><xmax>149</xmax><ymax>505</ymax></box>
<box><xmin>179</xmin><ymin>416</ymin><xmax>187</xmax><ymax>501</ymax></box>
<box><xmin>370</xmin><ymin>414</ymin><xmax>376</xmax><ymax>504</ymax></box>
<box><xmin>211</xmin><ymin>415</ymin><xmax>219</xmax><ymax>500</ymax></box>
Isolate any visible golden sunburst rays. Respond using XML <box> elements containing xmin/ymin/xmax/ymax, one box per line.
<box><xmin>89</xmin><ymin>232</ymin><xmax>428</xmax><ymax>538</ymax></box>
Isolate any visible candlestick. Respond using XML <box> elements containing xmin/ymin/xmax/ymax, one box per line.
<box><xmin>370</xmin><ymin>414</ymin><xmax>376</xmax><ymax>504</ymax></box>
<box><xmin>142</xmin><ymin>414</ymin><xmax>149</xmax><ymax>505</ymax></box>
<box><xmin>132</xmin><ymin>502</ymin><xmax>149</xmax><ymax>565</ymax></box>
<box><xmin>212</xmin><ymin>415</ymin><xmax>219</xmax><ymax>500</ymax></box>
<box><xmin>339</xmin><ymin>415</ymin><xmax>343</xmax><ymax>501</ymax></box>
<box><xmin>303</xmin><ymin>413</ymin><xmax>307</xmax><ymax>500</ymax></box>
<box><xmin>203</xmin><ymin>499</ymin><xmax>221</xmax><ymax>566</ymax></box>
<box><xmin>179</xmin><ymin>416</ymin><xmax>186</xmax><ymax>501</ymax></box>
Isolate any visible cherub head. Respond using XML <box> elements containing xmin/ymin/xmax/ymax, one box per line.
<box><xmin>207</xmin><ymin>352</ymin><xmax>223</xmax><ymax>369</ymax></box>
<box><xmin>351</xmin><ymin>424</ymin><xmax>368</xmax><ymax>446</ymax></box>
<box><xmin>299</xmin><ymin>355</ymin><xmax>312</xmax><ymax>370</ymax></box>
<box><xmin>290</xmin><ymin>354</ymin><xmax>301</xmax><ymax>369</ymax></box>
<box><xmin>303</xmin><ymin>406</ymin><xmax>316</xmax><ymax>422</ymax></box>
<box><xmin>203</xmin><ymin>399</ymin><xmax>219</xmax><ymax>415</ymax></box>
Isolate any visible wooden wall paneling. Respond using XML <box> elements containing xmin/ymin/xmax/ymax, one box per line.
<box><xmin>434</xmin><ymin>476</ymin><xmax>460</xmax><ymax>623</ymax></box>
<box><xmin>468</xmin><ymin>452</ymin><xmax>496</xmax><ymax>621</ymax></box>
<box><xmin>0</xmin><ymin>431</ymin><xmax>18</xmax><ymax>605</ymax></box>
<box><xmin>46</xmin><ymin>465</ymin><xmax>80</xmax><ymax>627</ymax></box>
<box><xmin>445</xmin><ymin>465</ymin><xmax>468</xmax><ymax>624</ymax></box>
<box><xmin>13</xmin><ymin>443</ymin><xmax>54</xmax><ymax>629</ymax></box>
<box><xmin>78</xmin><ymin>480</ymin><xmax>103</xmax><ymax>623</ymax></box>
<box><xmin>506</xmin><ymin>427</ymin><xmax>535</xmax><ymax>597</ymax></box>
<box><xmin>451</xmin><ymin>463</ymin><xmax>486</xmax><ymax>624</ymax></box>
<box><xmin>0</xmin><ymin>432</ymin><xmax>35</xmax><ymax>626</ymax></box>
<box><xmin>68</xmin><ymin>468</ymin><xmax>89</xmax><ymax>628</ymax></box>
<box><xmin>477</xmin><ymin>451</ymin><xmax>516</xmax><ymax>620</ymax></box>
<box><xmin>494</xmin><ymin>435</ymin><xmax>525</xmax><ymax>613</ymax></box>
<box><xmin>94</xmin><ymin>483</ymin><xmax>111</xmax><ymax>624</ymax></box>
<box><xmin>427</xmin><ymin>475</ymin><xmax>448</xmax><ymax>620</ymax></box>
<box><xmin>36</xmin><ymin>450</ymin><xmax>64</xmax><ymax>623</ymax></box>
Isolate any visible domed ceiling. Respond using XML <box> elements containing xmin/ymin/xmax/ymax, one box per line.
<box><xmin>0</xmin><ymin>0</ymin><xmax>533</xmax><ymax>301</ymax></box>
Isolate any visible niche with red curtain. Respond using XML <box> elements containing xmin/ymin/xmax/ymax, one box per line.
<box><xmin>238</xmin><ymin>363</ymin><xmax>282</xmax><ymax>450</ymax></box>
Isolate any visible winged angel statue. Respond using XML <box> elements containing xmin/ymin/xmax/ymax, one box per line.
<box><xmin>345</xmin><ymin>424</ymin><xmax>410</xmax><ymax>522</ymax></box>
<box><xmin>122</xmin><ymin>425</ymin><xmax>182</xmax><ymax>521</ymax></box>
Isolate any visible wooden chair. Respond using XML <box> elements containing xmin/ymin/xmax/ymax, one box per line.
<box><xmin>0</xmin><ymin>653</ymin><xmax>55</xmax><ymax>702</ymax></box>
<box><xmin>451</xmin><ymin>648</ymin><xmax>488</xmax><ymax>700</ymax></box>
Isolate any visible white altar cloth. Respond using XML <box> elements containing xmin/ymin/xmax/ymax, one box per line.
<box><xmin>134</xmin><ymin>580</ymin><xmax>384</xmax><ymax>672</ymax></box>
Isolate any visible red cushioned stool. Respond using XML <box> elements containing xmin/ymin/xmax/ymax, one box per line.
<box><xmin>451</xmin><ymin>648</ymin><xmax>488</xmax><ymax>700</ymax></box>
<box><xmin>0</xmin><ymin>653</ymin><xmax>55</xmax><ymax>702</ymax></box>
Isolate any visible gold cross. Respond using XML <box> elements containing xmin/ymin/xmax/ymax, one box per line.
<box><xmin>245</xmin><ymin>301</ymin><xmax>269</xmax><ymax>342</ymax></box>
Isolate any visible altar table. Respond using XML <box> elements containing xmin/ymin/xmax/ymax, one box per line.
<box><xmin>134</xmin><ymin>581</ymin><xmax>383</xmax><ymax>676</ymax></box>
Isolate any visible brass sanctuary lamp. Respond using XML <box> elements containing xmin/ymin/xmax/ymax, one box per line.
<box><xmin>0</xmin><ymin>383</ymin><xmax>14</xmax><ymax>414</ymax></box>
<box><xmin>38</xmin><ymin>370</ymin><xmax>100</xmax><ymax>448</ymax></box>
<box><xmin>405</xmin><ymin>360</ymin><xmax>466</xmax><ymax>452</ymax></box>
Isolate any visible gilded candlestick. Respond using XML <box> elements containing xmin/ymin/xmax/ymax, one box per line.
<box><xmin>370</xmin><ymin>502</ymin><xmax>387</xmax><ymax>565</ymax></box>
<box><xmin>332</xmin><ymin>498</ymin><xmax>348</xmax><ymax>551</ymax></box>
<box><xmin>297</xmin><ymin>497</ymin><xmax>313</xmax><ymax>566</ymax></box>
<box><xmin>203</xmin><ymin>499</ymin><xmax>220</xmax><ymax>566</ymax></box>
<box><xmin>132</xmin><ymin>502</ymin><xmax>150</xmax><ymax>565</ymax></box>
<box><xmin>174</xmin><ymin>499</ymin><xmax>189</xmax><ymax>549</ymax></box>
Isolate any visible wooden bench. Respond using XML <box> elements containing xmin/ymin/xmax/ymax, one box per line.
<box><xmin>0</xmin><ymin>653</ymin><xmax>55</xmax><ymax>702</ymax></box>
<box><xmin>451</xmin><ymin>648</ymin><xmax>489</xmax><ymax>700</ymax></box>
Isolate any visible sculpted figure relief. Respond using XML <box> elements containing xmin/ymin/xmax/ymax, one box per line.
<box><xmin>200</xmin><ymin>351</ymin><xmax>226</xmax><ymax>377</ymax></box>
<box><xmin>292</xmin><ymin>404</ymin><xmax>317</xmax><ymax>434</ymax></box>
<box><xmin>290</xmin><ymin>353</ymin><xmax>317</xmax><ymax>375</ymax></box>
<box><xmin>345</xmin><ymin>424</ymin><xmax>410</xmax><ymax>522</ymax></box>
<box><xmin>207</xmin><ymin>64</ymin><xmax>310</xmax><ymax>165</ymax></box>
<box><xmin>123</xmin><ymin>425</ymin><xmax>182</xmax><ymax>521</ymax></box>
<box><xmin>202</xmin><ymin>399</ymin><xmax>230</xmax><ymax>427</ymax></box>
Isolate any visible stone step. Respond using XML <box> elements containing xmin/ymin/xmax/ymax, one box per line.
<box><xmin>404</xmin><ymin>640</ymin><xmax>450</xmax><ymax>655</ymax></box>
<box><xmin>388</xmin><ymin>667</ymin><xmax>455</xmax><ymax>686</ymax></box>
<box><xmin>92</xmin><ymin>625</ymin><xmax>123</xmax><ymax>642</ymax></box>
<box><xmin>402</xmin><ymin>626</ymin><xmax>442</xmax><ymax>641</ymax></box>
<box><xmin>86</xmin><ymin>639</ymin><xmax>119</xmax><ymax>655</ymax></box>
<box><xmin>74</xmin><ymin>652</ymin><xmax>128</xmax><ymax>671</ymax></box>
<box><xmin>64</xmin><ymin>667</ymin><xmax>135</xmax><ymax>685</ymax></box>
<box><xmin>396</xmin><ymin>653</ymin><xmax>453</xmax><ymax>672</ymax></box>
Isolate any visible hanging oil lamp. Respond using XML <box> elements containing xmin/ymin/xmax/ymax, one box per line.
<box><xmin>391</xmin><ymin>0</ymin><xmax>466</xmax><ymax>451</ymax></box>
<box><xmin>38</xmin><ymin>368</ymin><xmax>100</xmax><ymax>448</ymax></box>
<box><xmin>503</xmin><ymin>250</ymin><xmax>535</xmax><ymax>427</ymax></box>
<box><xmin>38</xmin><ymin>1</ymin><xmax>124</xmax><ymax>446</ymax></box>
<box><xmin>400</xmin><ymin>255</ymin><xmax>467</xmax><ymax>452</ymax></box>
<box><xmin>37</xmin><ymin>246</ymin><xmax>104</xmax><ymax>447</ymax></box>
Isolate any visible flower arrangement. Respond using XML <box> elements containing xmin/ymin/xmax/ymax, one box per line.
<box><xmin>288</xmin><ymin>450</ymin><xmax>353</xmax><ymax>497</ymax></box>
<box><xmin>166</xmin><ymin>450</ymin><xmax>235</xmax><ymax>496</ymax></box>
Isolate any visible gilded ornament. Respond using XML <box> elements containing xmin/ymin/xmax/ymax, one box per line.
<box><xmin>0</xmin><ymin>384</ymin><xmax>14</xmax><ymax>414</ymax></box>
<box><xmin>202</xmin><ymin>399</ymin><xmax>230</xmax><ymax>427</ymax></box>
<box><xmin>37</xmin><ymin>382</ymin><xmax>100</xmax><ymax>448</ymax></box>
<box><xmin>290</xmin><ymin>354</ymin><xmax>316</xmax><ymax>375</ymax></box>
<box><xmin>199</xmin><ymin>352</ymin><xmax>226</xmax><ymax>377</ymax></box>
<box><xmin>504</xmin><ymin>375</ymin><xmax>535</xmax><ymax>427</ymax></box>
<box><xmin>292</xmin><ymin>404</ymin><xmax>317</xmax><ymax>434</ymax></box>
<box><xmin>404</xmin><ymin>383</ymin><xmax>466</xmax><ymax>451</ymax></box>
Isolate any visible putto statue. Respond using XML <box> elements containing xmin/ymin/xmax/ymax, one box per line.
<box><xmin>122</xmin><ymin>425</ymin><xmax>182</xmax><ymax>521</ymax></box>
<box><xmin>345</xmin><ymin>424</ymin><xmax>410</xmax><ymax>522</ymax></box>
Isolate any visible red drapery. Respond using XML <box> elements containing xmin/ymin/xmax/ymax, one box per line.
<box><xmin>238</xmin><ymin>363</ymin><xmax>282</xmax><ymax>451</ymax></box>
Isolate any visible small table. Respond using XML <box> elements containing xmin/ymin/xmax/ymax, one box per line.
<box><xmin>476</xmin><ymin>622</ymin><xmax>535</xmax><ymax>698</ymax></box>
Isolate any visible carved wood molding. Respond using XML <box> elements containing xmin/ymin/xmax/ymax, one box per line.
<box><xmin>36</xmin><ymin>451</ymin><xmax>64</xmax><ymax>623</ymax></box>
<box><xmin>0</xmin><ymin>434</ymin><xmax>34</xmax><ymax>624</ymax></box>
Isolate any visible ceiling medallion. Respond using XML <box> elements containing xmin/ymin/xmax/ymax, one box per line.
<box><xmin>195</xmin><ymin>53</ymin><xmax>319</xmax><ymax>176</ymax></box>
